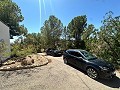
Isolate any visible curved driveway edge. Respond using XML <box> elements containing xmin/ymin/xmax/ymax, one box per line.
<box><xmin>0</xmin><ymin>56</ymin><xmax>49</xmax><ymax>71</ymax></box>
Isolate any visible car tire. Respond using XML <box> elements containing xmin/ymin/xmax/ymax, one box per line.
<box><xmin>87</xmin><ymin>68</ymin><xmax>98</xmax><ymax>79</ymax></box>
<box><xmin>64</xmin><ymin>59</ymin><xmax>68</xmax><ymax>64</ymax></box>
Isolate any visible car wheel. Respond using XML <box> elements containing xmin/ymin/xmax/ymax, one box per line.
<box><xmin>87</xmin><ymin>68</ymin><xmax>98</xmax><ymax>79</ymax></box>
<box><xmin>64</xmin><ymin>59</ymin><xmax>68</xmax><ymax>64</ymax></box>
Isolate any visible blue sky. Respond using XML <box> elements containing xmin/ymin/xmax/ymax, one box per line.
<box><xmin>12</xmin><ymin>0</ymin><xmax>120</xmax><ymax>33</ymax></box>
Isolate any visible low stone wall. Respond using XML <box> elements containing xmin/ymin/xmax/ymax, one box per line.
<box><xmin>0</xmin><ymin>54</ymin><xmax>49</xmax><ymax>71</ymax></box>
<box><xmin>0</xmin><ymin>61</ymin><xmax>48</xmax><ymax>71</ymax></box>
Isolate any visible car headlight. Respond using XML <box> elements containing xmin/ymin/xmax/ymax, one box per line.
<box><xmin>99</xmin><ymin>66</ymin><xmax>109</xmax><ymax>71</ymax></box>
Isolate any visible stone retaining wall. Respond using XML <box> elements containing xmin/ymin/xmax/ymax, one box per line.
<box><xmin>0</xmin><ymin>54</ymin><xmax>49</xmax><ymax>71</ymax></box>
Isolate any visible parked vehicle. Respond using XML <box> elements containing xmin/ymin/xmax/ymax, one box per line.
<box><xmin>46</xmin><ymin>48</ymin><xmax>62</xmax><ymax>57</ymax></box>
<box><xmin>63</xmin><ymin>49</ymin><xmax>116</xmax><ymax>79</ymax></box>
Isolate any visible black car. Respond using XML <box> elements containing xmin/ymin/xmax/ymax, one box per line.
<box><xmin>63</xmin><ymin>49</ymin><xmax>116</xmax><ymax>79</ymax></box>
<box><xmin>46</xmin><ymin>48</ymin><xmax>62</xmax><ymax>57</ymax></box>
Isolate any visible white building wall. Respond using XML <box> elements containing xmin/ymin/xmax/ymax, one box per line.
<box><xmin>0</xmin><ymin>21</ymin><xmax>10</xmax><ymax>61</ymax></box>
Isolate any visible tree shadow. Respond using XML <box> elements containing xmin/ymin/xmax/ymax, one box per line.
<box><xmin>68</xmin><ymin>63</ymin><xmax>120</xmax><ymax>89</ymax></box>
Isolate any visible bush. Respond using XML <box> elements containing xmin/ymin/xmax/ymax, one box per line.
<box><xmin>11</xmin><ymin>43</ymin><xmax>37</xmax><ymax>60</ymax></box>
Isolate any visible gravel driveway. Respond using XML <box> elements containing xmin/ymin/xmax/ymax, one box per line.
<box><xmin>0</xmin><ymin>53</ymin><xmax>120</xmax><ymax>90</ymax></box>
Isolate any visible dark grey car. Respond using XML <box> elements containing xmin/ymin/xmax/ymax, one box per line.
<box><xmin>63</xmin><ymin>49</ymin><xmax>116</xmax><ymax>79</ymax></box>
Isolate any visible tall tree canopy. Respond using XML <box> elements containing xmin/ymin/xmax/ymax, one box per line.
<box><xmin>82</xmin><ymin>24</ymin><xmax>98</xmax><ymax>51</ymax></box>
<box><xmin>41</xmin><ymin>15</ymin><xmax>63</xmax><ymax>49</ymax></box>
<box><xmin>82</xmin><ymin>11</ymin><xmax>120</xmax><ymax>66</ymax></box>
<box><xmin>0</xmin><ymin>0</ymin><xmax>27</xmax><ymax>38</ymax></box>
<box><xmin>98</xmin><ymin>11</ymin><xmax>120</xmax><ymax>64</ymax></box>
<box><xmin>67</xmin><ymin>15</ymin><xmax>87</xmax><ymax>48</ymax></box>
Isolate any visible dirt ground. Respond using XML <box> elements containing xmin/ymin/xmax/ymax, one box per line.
<box><xmin>0</xmin><ymin>53</ymin><xmax>120</xmax><ymax>90</ymax></box>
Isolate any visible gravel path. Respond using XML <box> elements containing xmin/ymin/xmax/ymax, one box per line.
<box><xmin>0</xmin><ymin>53</ymin><xmax>120</xmax><ymax>90</ymax></box>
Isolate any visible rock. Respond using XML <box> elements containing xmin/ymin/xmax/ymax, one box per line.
<box><xmin>21</xmin><ymin>56</ymin><xmax>34</xmax><ymax>66</ymax></box>
<box><xmin>21</xmin><ymin>59</ymin><xmax>27</xmax><ymax>66</ymax></box>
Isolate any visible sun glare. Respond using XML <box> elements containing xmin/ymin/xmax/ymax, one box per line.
<box><xmin>38</xmin><ymin>0</ymin><xmax>54</xmax><ymax>27</ymax></box>
<box><xmin>38</xmin><ymin>0</ymin><xmax>42</xmax><ymax>27</ymax></box>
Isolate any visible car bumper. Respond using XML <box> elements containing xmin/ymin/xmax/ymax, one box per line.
<box><xmin>99</xmin><ymin>70</ymin><xmax>116</xmax><ymax>79</ymax></box>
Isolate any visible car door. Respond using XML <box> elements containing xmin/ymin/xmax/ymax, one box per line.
<box><xmin>72</xmin><ymin>52</ymin><xmax>86</xmax><ymax>70</ymax></box>
<box><xmin>67</xmin><ymin>51</ymin><xmax>77</xmax><ymax>66</ymax></box>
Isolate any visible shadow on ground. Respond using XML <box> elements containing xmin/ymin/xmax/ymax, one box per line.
<box><xmin>68</xmin><ymin>63</ymin><xmax>120</xmax><ymax>89</ymax></box>
<box><xmin>0</xmin><ymin>68</ymin><xmax>42</xmax><ymax>78</ymax></box>
<box><xmin>96</xmin><ymin>76</ymin><xmax>120</xmax><ymax>88</ymax></box>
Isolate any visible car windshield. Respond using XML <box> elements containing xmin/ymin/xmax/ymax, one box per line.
<box><xmin>81</xmin><ymin>51</ymin><xmax>97</xmax><ymax>60</ymax></box>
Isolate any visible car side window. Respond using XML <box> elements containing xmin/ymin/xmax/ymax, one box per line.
<box><xmin>68</xmin><ymin>51</ymin><xmax>83</xmax><ymax>57</ymax></box>
<box><xmin>74</xmin><ymin>52</ymin><xmax>83</xmax><ymax>57</ymax></box>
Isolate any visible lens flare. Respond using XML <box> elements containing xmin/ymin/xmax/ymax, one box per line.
<box><xmin>38</xmin><ymin>0</ymin><xmax>54</xmax><ymax>27</ymax></box>
<box><xmin>42</xmin><ymin>0</ymin><xmax>46</xmax><ymax>16</ymax></box>
<box><xmin>49</xmin><ymin>0</ymin><xmax>54</xmax><ymax>14</ymax></box>
<box><xmin>38</xmin><ymin>0</ymin><xmax>42</xmax><ymax>27</ymax></box>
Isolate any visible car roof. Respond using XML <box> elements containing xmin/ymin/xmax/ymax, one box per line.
<box><xmin>66</xmin><ymin>49</ymin><xmax>86</xmax><ymax>52</ymax></box>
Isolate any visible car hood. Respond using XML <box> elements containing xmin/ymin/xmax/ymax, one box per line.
<box><xmin>90</xmin><ymin>59</ymin><xmax>112</xmax><ymax>67</ymax></box>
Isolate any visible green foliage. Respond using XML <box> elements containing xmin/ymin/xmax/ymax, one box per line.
<box><xmin>0</xmin><ymin>40</ymin><xmax>6</xmax><ymax>61</ymax></box>
<box><xmin>11</xmin><ymin>32</ymin><xmax>42</xmax><ymax>59</ymax></box>
<box><xmin>40</xmin><ymin>15</ymin><xmax>63</xmax><ymax>49</ymax></box>
<box><xmin>98</xmin><ymin>11</ymin><xmax>120</xmax><ymax>65</ymax></box>
<box><xmin>0</xmin><ymin>0</ymin><xmax>27</xmax><ymax>38</ymax></box>
<box><xmin>24</xmin><ymin>33</ymin><xmax>41</xmax><ymax>53</ymax></box>
<box><xmin>83</xmin><ymin>12</ymin><xmax>120</xmax><ymax>67</ymax></box>
<box><xmin>11</xmin><ymin>40</ymin><xmax>35</xmax><ymax>58</ymax></box>
<box><xmin>67</xmin><ymin>15</ymin><xmax>87</xmax><ymax>49</ymax></box>
<box><xmin>60</xmin><ymin>26</ymin><xmax>68</xmax><ymax>50</ymax></box>
<box><xmin>82</xmin><ymin>24</ymin><xmax>98</xmax><ymax>51</ymax></box>
<box><xmin>0</xmin><ymin>40</ymin><xmax>10</xmax><ymax>65</ymax></box>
